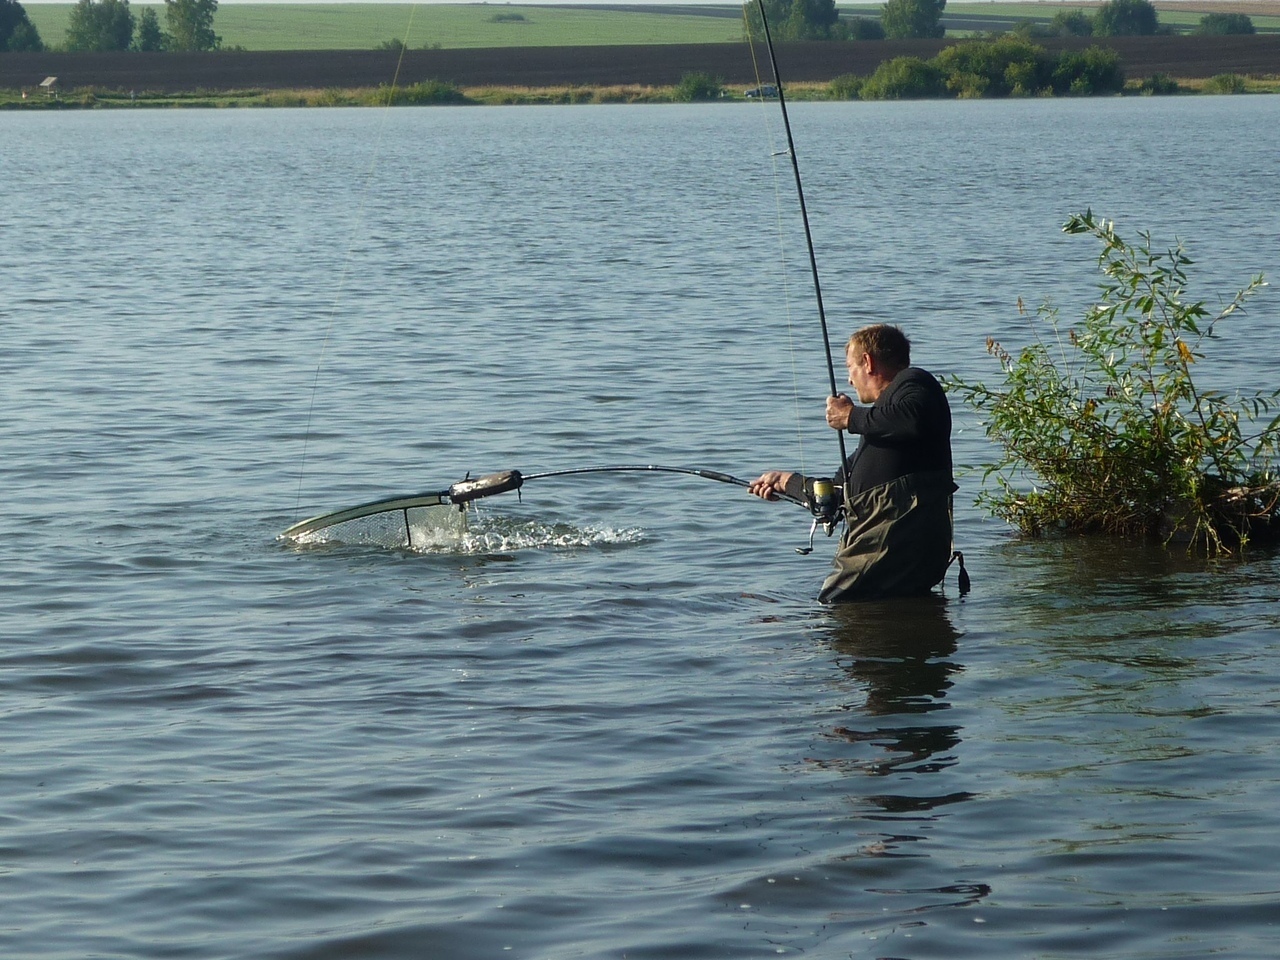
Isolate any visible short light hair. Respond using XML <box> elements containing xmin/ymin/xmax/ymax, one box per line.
<box><xmin>847</xmin><ymin>324</ymin><xmax>911</xmax><ymax>372</ymax></box>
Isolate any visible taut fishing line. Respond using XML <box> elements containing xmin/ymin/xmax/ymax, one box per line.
<box><xmin>741</xmin><ymin>5</ymin><xmax>811</xmax><ymax>487</ymax></box>
<box><xmin>749</xmin><ymin>0</ymin><xmax>850</xmax><ymax>477</ymax></box>
<box><xmin>291</xmin><ymin>4</ymin><xmax>421</xmax><ymax>520</ymax></box>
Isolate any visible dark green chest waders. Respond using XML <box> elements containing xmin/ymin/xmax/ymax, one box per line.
<box><xmin>818</xmin><ymin>470</ymin><xmax>965</xmax><ymax>603</ymax></box>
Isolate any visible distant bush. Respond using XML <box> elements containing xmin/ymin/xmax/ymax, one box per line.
<box><xmin>384</xmin><ymin>80</ymin><xmax>467</xmax><ymax>105</ymax></box>
<box><xmin>1195</xmin><ymin>12</ymin><xmax>1254</xmax><ymax>35</ymax></box>
<box><xmin>374</xmin><ymin>37</ymin><xmax>405</xmax><ymax>52</ymax></box>
<box><xmin>860</xmin><ymin>56</ymin><xmax>946</xmax><ymax>99</ymax></box>
<box><xmin>856</xmin><ymin>40</ymin><xmax>1125</xmax><ymax>100</ymax></box>
<box><xmin>673</xmin><ymin>71</ymin><xmax>724</xmax><ymax>102</ymax></box>
<box><xmin>1052</xmin><ymin>45</ymin><xmax>1124</xmax><ymax>95</ymax></box>
<box><xmin>1138</xmin><ymin>72</ymin><xmax>1180</xmax><ymax>95</ymax></box>
<box><xmin>845</xmin><ymin>16</ymin><xmax>885</xmax><ymax>40</ymax></box>
<box><xmin>1204</xmin><ymin>73</ymin><xmax>1247</xmax><ymax>94</ymax></box>
<box><xmin>487</xmin><ymin>12</ymin><xmax>527</xmax><ymax>23</ymax></box>
<box><xmin>934</xmin><ymin>35</ymin><xmax>1050</xmax><ymax>98</ymax></box>
<box><xmin>828</xmin><ymin>73</ymin><xmax>864</xmax><ymax>99</ymax></box>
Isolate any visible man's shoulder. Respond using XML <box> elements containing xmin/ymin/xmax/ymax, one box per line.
<box><xmin>891</xmin><ymin>366</ymin><xmax>946</xmax><ymax>395</ymax></box>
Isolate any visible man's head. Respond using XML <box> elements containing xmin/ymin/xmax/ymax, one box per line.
<box><xmin>845</xmin><ymin>325</ymin><xmax>910</xmax><ymax>403</ymax></box>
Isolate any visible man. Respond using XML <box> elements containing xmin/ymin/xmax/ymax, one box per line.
<box><xmin>748</xmin><ymin>324</ymin><xmax>957</xmax><ymax>602</ymax></box>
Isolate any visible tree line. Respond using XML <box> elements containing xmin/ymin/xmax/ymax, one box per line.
<box><xmin>742</xmin><ymin>0</ymin><xmax>1257</xmax><ymax>42</ymax></box>
<box><xmin>0</xmin><ymin>0</ymin><xmax>220</xmax><ymax>53</ymax></box>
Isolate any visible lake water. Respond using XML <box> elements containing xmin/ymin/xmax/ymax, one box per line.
<box><xmin>4</xmin><ymin>96</ymin><xmax>1280</xmax><ymax>959</ymax></box>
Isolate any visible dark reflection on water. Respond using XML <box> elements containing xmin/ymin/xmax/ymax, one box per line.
<box><xmin>817</xmin><ymin>598</ymin><xmax>977</xmax><ymax>835</ymax></box>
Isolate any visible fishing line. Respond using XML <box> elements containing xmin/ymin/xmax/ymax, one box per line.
<box><xmin>292</xmin><ymin>4</ymin><xmax>421</xmax><ymax>519</ymax></box>
<box><xmin>741</xmin><ymin>5</ymin><xmax>811</xmax><ymax>485</ymax></box>
<box><xmin>752</xmin><ymin>0</ymin><xmax>850</xmax><ymax>472</ymax></box>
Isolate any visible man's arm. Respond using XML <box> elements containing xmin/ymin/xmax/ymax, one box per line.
<box><xmin>847</xmin><ymin>379</ymin><xmax>934</xmax><ymax>442</ymax></box>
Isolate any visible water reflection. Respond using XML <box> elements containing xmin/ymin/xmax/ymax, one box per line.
<box><xmin>817</xmin><ymin>598</ymin><xmax>975</xmax><ymax>827</ymax></box>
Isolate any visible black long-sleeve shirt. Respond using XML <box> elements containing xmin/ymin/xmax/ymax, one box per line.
<box><xmin>835</xmin><ymin>367</ymin><xmax>952</xmax><ymax>496</ymax></box>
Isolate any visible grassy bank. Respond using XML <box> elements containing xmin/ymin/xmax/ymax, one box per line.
<box><xmin>5</xmin><ymin>74</ymin><xmax>1277</xmax><ymax>109</ymax></box>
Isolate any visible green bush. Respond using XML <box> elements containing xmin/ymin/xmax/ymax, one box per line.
<box><xmin>828</xmin><ymin>73</ymin><xmax>864</xmax><ymax>100</ymax></box>
<box><xmin>673</xmin><ymin>71</ymin><xmax>724</xmax><ymax>102</ymax></box>
<box><xmin>1138</xmin><ymin>73</ymin><xmax>1180</xmax><ymax>95</ymax></box>
<box><xmin>934</xmin><ymin>36</ymin><xmax>1051</xmax><ymax>97</ymax></box>
<box><xmin>1204</xmin><ymin>73</ymin><xmax>1247</xmax><ymax>94</ymax></box>
<box><xmin>1194</xmin><ymin>12</ymin><xmax>1254</xmax><ymax>35</ymax></box>
<box><xmin>949</xmin><ymin>212</ymin><xmax>1277</xmax><ymax>553</ymax></box>
<box><xmin>1052</xmin><ymin>45</ymin><xmax>1124</xmax><ymax>95</ymax></box>
<box><xmin>383</xmin><ymin>80</ymin><xmax>467</xmax><ymax>105</ymax></box>
<box><xmin>860</xmin><ymin>56</ymin><xmax>946</xmax><ymax>99</ymax></box>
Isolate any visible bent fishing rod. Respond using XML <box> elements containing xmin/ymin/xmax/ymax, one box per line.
<box><xmin>752</xmin><ymin>0</ymin><xmax>849</xmax><ymax>510</ymax></box>
<box><xmin>282</xmin><ymin>465</ymin><xmax>837</xmax><ymax>553</ymax></box>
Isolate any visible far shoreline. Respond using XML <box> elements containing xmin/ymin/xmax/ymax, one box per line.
<box><xmin>4</xmin><ymin>35</ymin><xmax>1279</xmax><ymax>107</ymax></box>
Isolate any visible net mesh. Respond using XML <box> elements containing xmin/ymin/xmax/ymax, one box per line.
<box><xmin>284</xmin><ymin>500</ymin><xmax>466</xmax><ymax>550</ymax></box>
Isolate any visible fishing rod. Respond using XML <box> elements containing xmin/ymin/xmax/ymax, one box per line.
<box><xmin>453</xmin><ymin>465</ymin><xmax>809</xmax><ymax>507</ymax></box>
<box><xmin>280</xmin><ymin>465</ymin><xmax>835</xmax><ymax>551</ymax></box>
<box><xmin>752</xmin><ymin>0</ymin><xmax>849</xmax><ymax>491</ymax></box>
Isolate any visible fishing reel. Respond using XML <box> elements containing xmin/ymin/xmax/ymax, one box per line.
<box><xmin>797</xmin><ymin>478</ymin><xmax>842</xmax><ymax>555</ymax></box>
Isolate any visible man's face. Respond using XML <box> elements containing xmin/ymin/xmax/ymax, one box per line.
<box><xmin>846</xmin><ymin>347</ymin><xmax>875</xmax><ymax>403</ymax></box>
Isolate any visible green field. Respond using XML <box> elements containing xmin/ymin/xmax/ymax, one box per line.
<box><xmin>19</xmin><ymin>1</ymin><xmax>1280</xmax><ymax>51</ymax></box>
<box><xmin>22</xmin><ymin>3</ymin><xmax>747</xmax><ymax>51</ymax></box>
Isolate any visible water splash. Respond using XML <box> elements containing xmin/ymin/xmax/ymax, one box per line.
<box><xmin>456</xmin><ymin>514</ymin><xmax>645</xmax><ymax>554</ymax></box>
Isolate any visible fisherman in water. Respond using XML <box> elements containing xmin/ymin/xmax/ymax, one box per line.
<box><xmin>748</xmin><ymin>324</ymin><xmax>957</xmax><ymax>602</ymax></box>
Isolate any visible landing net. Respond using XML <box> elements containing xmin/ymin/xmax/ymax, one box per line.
<box><xmin>281</xmin><ymin>493</ymin><xmax>467</xmax><ymax>550</ymax></box>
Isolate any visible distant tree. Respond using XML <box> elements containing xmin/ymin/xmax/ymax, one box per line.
<box><xmin>1195</xmin><ymin>12</ymin><xmax>1254</xmax><ymax>35</ymax></box>
<box><xmin>165</xmin><ymin>0</ymin><xmax>219</xmax><ymax>51</ymax></box>
<box><xmin>880</xmin><ymin>0</ymin><xmax>946</xmax><ymax>40</ymax></box>
<box><xmin>374</xmin><ymin>37</ymin><xmax>406</xmax><ymax>52</ymax></box>
<box><xmin>1092</xmin><ymin>0</ymin><xmax>1158</xmax><ymax>37</ymax></box>
<box><xmin>1</xmin><ymin>0</ymin><xmax>44</xmax><ymax>50</ymax></box>
<box><xmin>846</xmin><ymin>16</ymin><xmax>885</xmax><ymax>40</ymax></box>
<box><xmin>133</xmin><ymin>6</ymin><xmax>164</xmax><ymax>50</ymax></box>
<box><xmin>65</xmin><ymin>0</ymin><xmax>135</xmax><ymax>51</ymax></box>
<box><xmin>786</xmin><ymin>0</ymin><xmax>840</xmax><ymax>38</ymax></box>
<box><xmin>743</xmin><ymin>0</ymin><xmax>844</xmax><ymax>40</ymax></box>
<box><xmin>1050</xmin><ymin>10</ymin><xmax>1093</xmax><ymax>36</ymax></box>
<box><xmin>743</xmin><ymin>0</ymin><xmax>786</xmax><ymax>38</ymax></box>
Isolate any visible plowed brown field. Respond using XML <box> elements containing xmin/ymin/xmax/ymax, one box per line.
<box><xmin>3</xmin><ymin>35</ymin><xmax>1279</xmax><ymax>95</ymax></box>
